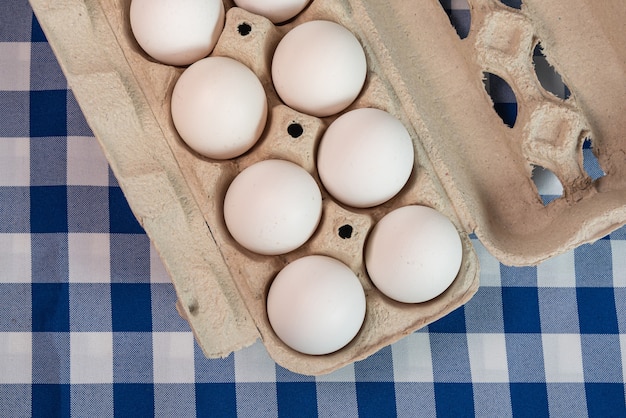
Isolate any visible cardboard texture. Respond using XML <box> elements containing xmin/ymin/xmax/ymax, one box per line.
<box><xmin>28</xmin><ymin>0</ymin><xmax>626</xmax><ymax>374</ymax></box>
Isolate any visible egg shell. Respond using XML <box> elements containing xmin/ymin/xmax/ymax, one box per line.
<box><xmin>267</xmin><ymin>255</ymin><xmax>366</xmax><ymax>355</ymax></box>
<box><xmin>171</xmin><ymin>56</ymin><xmax>268</xmax><ymax>160</ymax></box>
<box><xmin>271</xmin><ymin>19</ymin><xmax>367</xmax><ymax>117</ymax></box>
<box><xmin>233</xmin><ymin>0</ymin><xmax>311</xmax><ymax>23</ymax></box>
<box><xmin>223</xmin><ymin>159</ymin><xmax>322</xmax><ymax>255</ymax></box>
<box><xmin>365</xmin><ymin>205</ymin><xmax>463</xmax><ymax>304</ymax></box>
<box><xmin>317</xmin><ymin>107</ymin><xmax>415</xmax><ymax>208</ymax></box>
<box><xmin>129</xmin><ymin>0</ymin><xmax>224</xmax><ymax>66</ymax></box>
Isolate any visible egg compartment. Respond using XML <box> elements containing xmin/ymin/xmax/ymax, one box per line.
<box><xmin>218</xmin><ymin>4</ymin><xmax>475</xmax><ymax>374</ymax></box>
<box><xmin>29</xmin><ymin>0</ymin><xmax>626</xmax><ymax>374</ymax></box>
<box><xmin>131</xmin><ymin>2</ymin><xmax>479</xmax><ymax>375</ymax></box>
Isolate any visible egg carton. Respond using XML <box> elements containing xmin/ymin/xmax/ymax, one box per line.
<box><xmin>29</xmin><ymin>0</ymin><xmax>626</xmax><ymax>375</ymax></box>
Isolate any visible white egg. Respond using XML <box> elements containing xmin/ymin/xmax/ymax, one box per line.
<box><xmin>365</xmin><ymin>205</ymin><xmax>463</xmax><ymax>304</ymax></box>
<box><xmin>233</xmin><ymin>0</ymin><xmax>311</xmax><ymax>24</ymax></box>
<box><xmin>224</xmin><ymin>159</ymin><xmax>322</xmax><ymax>255</ymax></box>
<box><xmin>267</xmin><ymin>255</ymin><xmax>366</xmax><ymax>355</ymax></box>
<box><xmin>171</xmin><ymin>56</ymin><xmax>268</xmax><ymax>160</ymax></box>
<box><xmin>130</xmin><ymin>0</ymin><xmax>224</xmax><ymax>66</ymax></box>
<box><xmin>317</xmin><ymin>108</ymin><xmax>415</xmax><ymax>208</ymax></box>
<box><xmin>271</xmin><ymin>20</ymin><xmax>367</xmax><ymax>117</ymax></box>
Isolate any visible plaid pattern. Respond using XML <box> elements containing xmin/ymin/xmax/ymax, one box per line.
<box><xmin>2</xmin><ymin>1</ymin><xmax>626</xmax><ymax>416</ymax></box>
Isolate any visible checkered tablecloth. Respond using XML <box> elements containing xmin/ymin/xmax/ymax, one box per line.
<box><xmin>2</xmin><ymin>0</ymin><xmax>626</xmax><ymax>416</ymax></box>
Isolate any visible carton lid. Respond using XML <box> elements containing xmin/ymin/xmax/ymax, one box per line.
<box><xmin>355</xmin><ymin>0</ymin><xmax>626</xmax><ymax>266</ymax></box>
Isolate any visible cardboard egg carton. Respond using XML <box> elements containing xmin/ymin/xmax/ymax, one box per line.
<box><xmin>29</xmin><ymin>0</ymin><xmax>626</xmax><ymax>374</ymax></box>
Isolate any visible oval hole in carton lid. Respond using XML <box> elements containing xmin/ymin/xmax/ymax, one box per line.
<box><xmin>438</xmin><ymin>0</ymin><xmax>471</xmax><ymax>39</ymax></box>
<box><xmin>531</xmin><ymin>165</ymin><xmax>563</xmax><ymax>205</ymax></box>
<box><xmin>500</xmin><ymin>0</ymin><xmax>522</xmax><ymax>9</ymax></box>
<box><xmin>483</xmin><ymin>72</ymin><xmax>518</xmax><ymax>128</ymax></box>
<box><xmin>582</xmin><ymin>138</ymin><xmax>605</xmax><ymax>181</ymax></box>
<box><xmin>533</xmin><ymin>43</ymin><xmax>571</xmax><ymax>100</ymax></box>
